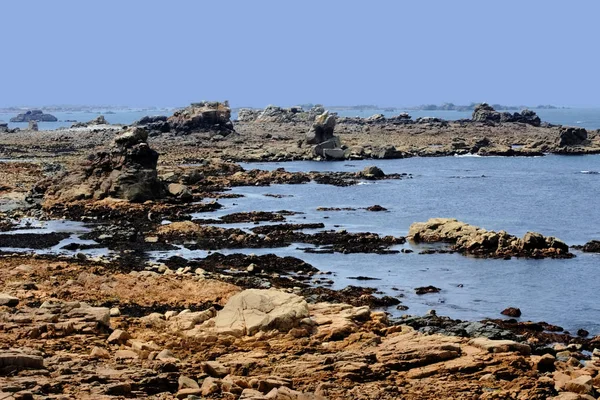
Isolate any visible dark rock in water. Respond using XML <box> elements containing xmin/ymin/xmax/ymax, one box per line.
<box><xmin>347</xmin><ymin>276</ymin><xmax>381</xmax><ymax>281</ymax></box>
<box><xmin>168</xmin><ymin>101</ymin><xmax>234</xmax><ymax>135</ymax></box>
<box><xmin>577</xmin><ymin>328</ymin><xmax>589</xmax><ymax>337</ymax></box>
<box><xmin>501</xmin><ymin>307</ymin><xmax>522</xmax><ymax>318</ymax></box>
<box><xmin>10</xmin><ymin>109</ymin><xmax>58</xmax><ymax>122</ymax></box>
<box><xmin>472</xmin><ymin>103</ymin><xmax>540</xmax><ymax>126</ymax></box>
<box><xmin>365</xmin><ymin>205</ymin><xmax>387</xmax><ymax>212</ymax></box>
<box><xmin>415</xmin><ymin>285</ymin><xmax>441</xmax><ymax>295</ymax></box>
<box><xmin>40</xmin><ymin>127</ymin><xmax>163</xmax><ymax>203</ymax></box>
<box><xmin>582</xmin><ymin>240</ymin><xmax>600</xmax><ymax>252</ymax></box>
<box><xmin>559</xmin><ymin>127</ymin><xmax>588</xmax><ymax>146</ymax></box>
<box><xmin>71</xmin><ymin>115</ymin><xmax>109</xmax><ymax>128</ymax></box>
<box><xmin>0</xmin><ymin>232</ymin><xmax>70</xmax><ymax>249</ymax></box>
<box><xmin>362</xmin><ymin>166</ymin><xmax>385</xmax><ymax>178</ymax></box>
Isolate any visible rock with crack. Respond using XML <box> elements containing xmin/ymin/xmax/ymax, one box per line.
<box><xmin>306</xmin><ymin>111</ymin><xmax>345</xmax><ymax>160</ymax></box>
<box><xmin>212</xmin><ymin>289</ymin><xmax>309</xmax><ymax>337</ymax></box>
<box><xmin>168</xmin><ymin>101</ymin><xmax>234</xmax><ymax>136</ymax></box>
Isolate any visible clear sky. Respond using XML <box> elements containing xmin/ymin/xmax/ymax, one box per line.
<box><xmin>1</xmin><ymin>0</ymin><xmax>598</xmax><ymax>108</ymax></box>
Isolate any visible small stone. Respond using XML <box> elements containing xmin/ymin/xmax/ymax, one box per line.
<box><xmin>203</xmin><ymin>361</ymin><xmax>229</xmax><ymax>378</ymax></box>
<box><xmin>104</xmin><ymin>382</ymin><xmax>131</xmax><ymax>396</ymax></box>
<box><xmin>156</xmin><ymin>349</ymin><xmax>178</xmax><ymax>361</ymax></box>
<box><xmin>201</xmin><ymin>377</ymin><xmax>220</xmax><ymax>396</ymax></box>
<box><xmin>178</xmin><ymin>375</ymin><xmax>199</xmax><ymax>390</ymax></box>
<box><xmin>533</xmin><ymin>353</ymin><xmax>555</xmax><ymax>373</ymax></box>
<box><xmin>109</xmin><ymin>307</ymin><xmax>121</xmax><ymax>317</ymax></box>
<box><xmin>107</xmin><ymin>329</ymin><xmax>131</xmax><ymax>344</ymax></box>
<box><xmin>115</xmin><ymin>349</ymin><xmax>138</xmax><ymax>360</ymax></box>
<box><xmin>176</xmin><ymin>388</ymin><xmax>202</xmax><ymax>399</ymax></box>
<box><xmin>90</xmin><ymin>347</ymin><xmax>110</xmax><ymax>359</ymax></box>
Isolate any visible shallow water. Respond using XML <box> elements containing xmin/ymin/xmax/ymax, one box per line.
<box><xmin>3</xmin><ymin>155</ymin><xmax>600</xmax><ymax>333</ymax></box>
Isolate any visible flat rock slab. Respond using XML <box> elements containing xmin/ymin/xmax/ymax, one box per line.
<box><xmin>469</xmin><ymin>338</ymin><xmax>531</xmax><ymax>355</ymax></box>
<box><xmin>0</xmin><ymin>351</ymin><xmax>44</xmax><ymax>369</ymax></box>
<box><xmin>0</xmin><ymin>293</ymin><xmax>18</xmax><ymax>307</ymax></box>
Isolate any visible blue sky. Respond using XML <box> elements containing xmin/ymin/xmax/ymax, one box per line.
<box><xmin>1</xmin><ymin>1</ymin><xmax>597</xmax><ymax>108</ymax></box>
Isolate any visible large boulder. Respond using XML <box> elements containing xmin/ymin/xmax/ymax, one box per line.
<box><xmin>306</xmin><ymin>111</ymin><xmax>336</xmax><ymax>145</ymax></box>
<box><xmin>582</xmin><ymin>240</ymin><xmax>600</xmax><ymax>253</ymax></box>
<box><xmin>559</xmin><ymin>127</ymin><xmax>588</xmax><ymax>146</ymax></box>
<box><xmin>41</xmin><ymin>127</ymin><xmax>162</xmax><ymax>203</ymax></box>
<box><xmin>10</xmin><ymin>109</ymin><xmax>57</xmax><ymax>122</ymax></box>
<box><xmin>213</xmin><ymin>289</ymin><xmax>309</xmax><ymax>336</ymax></box>
<box><xmin>168</xmin><ymin>101</ymin><xmax>234</xmax><ymax>135</ymax></box>
<box><xmin>408</xmin><ymin>218</ymin><xmax>571</xmax><ymax>258</ymax></box>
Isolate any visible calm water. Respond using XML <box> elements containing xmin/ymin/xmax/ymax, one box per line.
<box><xmin>2</xmin><ymin>108</ymin><xmax>600</xmax><ymax>130</ymax></box>
<box><xmin>2</xmin><ymin>155</ymin><xmax>600</xmax><ymax>333</ymax></box>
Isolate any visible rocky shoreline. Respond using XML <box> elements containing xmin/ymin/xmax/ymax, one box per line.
<box><xmin>0</xmin><ymin>101</ymin><xmax>599</xmax><ymax>399</ymax></box>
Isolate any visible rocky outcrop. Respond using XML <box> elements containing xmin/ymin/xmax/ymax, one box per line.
<box><xmin>559</xmin><ymin>127</ymin><xmax>588</xmax><ymax>147</ymax></box>
<box><xmin>41</xmin><ymin>127</ymin><xmax>163</xmax><ymax>203</ymax></box>
<box><xmin>0</xmin><ymin>121</ymin><xmax>7</xmax><ymax>132</ymax></box>
<box><xmin>582</xmin><ymin>240</ymin><xmax>600</xmax><ymax>252</ymax></box>
<box><xmin>306</xmin><ymin>111</ymin><xmax>344</xmax><ymax>159</ymax></box>
<box><xmin>472</xmin><ymin>103</ymin><xmax>541</xmax><ymax>126</ymax></box>
<box><xmin>168</xmin><ymin>101</ymin><xmax>234</xmax><ymax>135</ymax></box>
<box><xmin>408</xmin><ymin>218</ymin><xmax>572</xmax><ymax>258</ymax></box>
<box><xmin>71</xmin><ymin>115</ymin><xmax>109</xmax><ymax>128</ymax></box>
<box><xmin>28</xmin><ymin>120</ymin><xmax>38</xmax><ymax>131</ymax></box>
<box><xmin>239</xmin><ymin>105</ymin><xmax>325</xmax><ymax>123</ymax></box>
<box><xmin>10</xmin><ymin>109</ymin><xmax>58</xmax><ymax>122</ymax></box>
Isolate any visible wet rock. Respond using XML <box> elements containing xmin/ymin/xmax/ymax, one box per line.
<box><xmin>365</xmin><ymin>205</ymin><xmax>387</xmax><ymax>212</ymax></box>
<box><xmin>559</xmin><ymin>127</ymin><xmax>588</xmax><ymax>146</ymax></box>
<box><xmin>582</xmin><ymin>240</ymin><xmax>600</xmax><ymax>252</ymax></box>
<box><xmin>168</xmin><ymin>101</ymin><xmax>234</xmax><ymax>135</ymax></box>
<box><xmin>0</xmin><ymin>293</ymin><xmax>19</xmax><ymax>307</ymax></box>
<box><xmin>10</xmin><ymin>110</ymin><xmax>57</xmax><ymax>122</ymax></box>
<box><xmin>213</xmin><ymin>289</ymin><xmax>309</xmax><ymax>336</ymax></box>
<box><xmin>501</xmin><ymin>307</ymin><xmax>522</xmax><ymax>318</ymax></box>
<box><xmin>415</xmin><ymin>285</ymin><xmax>441</xmax><ymax>295</ymax></box>
<box><xmin>167</xmin><ymin>183</ymin><xmax>193</xmax><ymax>201</ymax></box>
<box><xmin>408</xmin><ymin>218</ymin><xmax>572</xmax><ymax>259</ymax></box>
<box><xmin>361</xmin><ymin>165</ymin><xmax>385</xmax><ymax>178</ymax></box>
<box><xmin>577</xmin><ymin>329</ymin><xmax>589</xmax><ymax>337</ymax></box>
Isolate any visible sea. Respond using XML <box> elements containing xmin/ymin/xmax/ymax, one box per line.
<box><xmin>2</xmin><ymin>155</ymin><xmax>600</xmax><ymax>333</ymax></box>
<box><xmin>2</xmin><ymin>107</ymin><xmax>600</xmax><ymax>130</ymax></box>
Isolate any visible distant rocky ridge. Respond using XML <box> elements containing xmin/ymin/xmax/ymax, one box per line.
<box><xmin>134</xmin><ymin>101</ymin><xmax>234</xmax><ymax>136</ymax></box>
<box><xmin>10</xmin><ymin>109</ymin><xmax>58</xmax><ymax>122</ymax></box>
<box><xmin>237</xmin><ymin>104</ymin><xmax>326</xmax><ymax>123</ymax></box>
<box><xmin>471</xmin><ymin>103</ymin><xmax>541</xmax><ymax>126</ymax></box>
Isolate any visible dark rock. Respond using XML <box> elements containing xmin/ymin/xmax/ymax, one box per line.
<box><xmin>472</xmin><ymin>103</ymin><xmax>540</xmax><ymax>126</ymax></box>
<box><xmin>559</xmin><ymin>127</ymin><xmax>588</xmax><ymax>146</ymax></box>
<box><xmin>582</xmin><ymin>240</ymin><xmax>600</xmax><ymax>252</ymax></box>
<box><xmin>501</xmin><ymin>307</ymin><xmax>522</xmax><ymax>318</ymax></box>
<box><xmin>362</xmin><ymin>166</ymin><xmax>385</xmax><ymax>178</ymax></box>
<box><xmin>365</xmin><ymin>205</ymin><xmax>387</xmax><ymax>212</ymax></box>
<box><xmin>577</xmin><ymin>329</ymin><xmax>589</xmax><ymax>337</ymax></box>
<box><xmin>306</xmin><ymin>111</ymin><xmax>336</xmax><ymax>145</ymax></box>
<box><xmin>10</xmin><ymin>109</ymin><xmax>57</xmax><ymax>122</ymax></box>
<box><xmin>415</xmin><ymin>285</ymin><xmax>441</xmax><ymax>295</ymax></box>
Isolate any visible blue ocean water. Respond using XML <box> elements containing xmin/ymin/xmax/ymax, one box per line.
<box><xmin>2</xmin><ymin>107</ymin><xmax>600</xmax><ymax>130</ymax></box>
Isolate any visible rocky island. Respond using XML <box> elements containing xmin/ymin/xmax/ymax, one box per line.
<box><xmin>9</xmin><ymin>109</ymin><xmax>58</xmax><ymax>123</ymax></box>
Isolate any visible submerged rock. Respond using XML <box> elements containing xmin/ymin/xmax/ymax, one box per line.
<box><xmin>408</xmin><ymin>218</ymin><xmax>572</xmax><ymax>258</ymax></box>
<box><xmin>10</xmin><ymin>109</ymin><xmax>57</xmax><ymax>122</ymax></box>
<box><xmin>582</xmin><ymin>240</ymin><xmax>600</xmax><ymax>252</ymax></box>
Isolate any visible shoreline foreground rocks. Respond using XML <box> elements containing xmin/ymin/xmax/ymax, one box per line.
<box><xmin>409</xmin><ymin>218</ymin><xmax>572</xmax><ymax>258</ymax></box>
